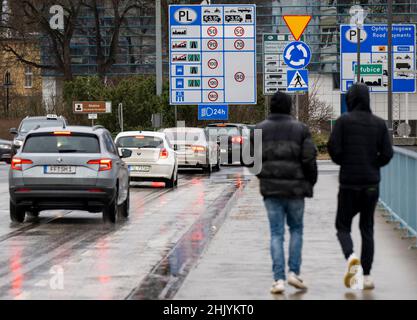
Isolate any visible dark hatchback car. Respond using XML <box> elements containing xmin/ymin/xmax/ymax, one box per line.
<box><xmin>206</xmin><ymin>123</ymin><xmax>250</xmax><ymax>165</ymax></box>
<box><xmin>0</xmin><ymin>139</ymin><xmax>12</xmax><ymax>164</ymax></box>
<box><xmin>10</xmin><ymin>115</ymin><xmax>68</xmax><ymax>155</ymax></box>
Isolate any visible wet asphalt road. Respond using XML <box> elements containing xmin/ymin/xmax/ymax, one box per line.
<box><xmin>0</xmin><ymin>163</ymin><xmax>251</xmax><ymax>299</ymax></box>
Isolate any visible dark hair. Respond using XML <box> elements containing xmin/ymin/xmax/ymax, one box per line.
<box><xmin>270</xmin><ymin>91</ymin><xmax>292</xmax><ymax>114</ymax></box>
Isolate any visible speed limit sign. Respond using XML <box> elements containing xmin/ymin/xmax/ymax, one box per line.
<box><xmin>234</xmin><ymin>72</ymin><xmax>245</xmax><ymax>82</ymax></box>
<box><xmin>207</xmin><ymin>39</ymin><xmax>218</xmax><ymax>50</ymax></box>
<box><xmin>208</xmin><ymin>78</ymin><xmax>219</xmax><ymax>88</ymax></box>
<box><xmin>207</xmin><ymin>26</ymin><xmax>218</xmax><ymax>37</ymax></box>
<box><xmin>208</xmin><ymin>91</ymin><xmax>219</xmax><ymax>102</ymax></box>
<box><xmin>234</xmin><ymin>26</ymin><xmax>245</xmax><ymax>37</ymax></box>
<box><xmin>208</xmin><ymin>59</ymin><xmax>218</xmax><ymax>69</ymax></box>
<box><xmin>234</xmin><ymin>40</ymin><xmax>245</xmax><ymax>50</ymax></box>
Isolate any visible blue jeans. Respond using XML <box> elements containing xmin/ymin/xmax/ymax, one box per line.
<box><xmin>264</xmin><ymin>197</ymin><xmax>305</xmax><ymax>281</ymax></box>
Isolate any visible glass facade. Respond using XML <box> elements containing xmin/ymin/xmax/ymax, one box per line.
<box><xmin>38</xmin><ymin>0</ymin><xmax>417</xmax><ymax>78</ymax></box>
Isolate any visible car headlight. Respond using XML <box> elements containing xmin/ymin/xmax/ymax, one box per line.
<box><xmin>0</xmin><ymin>144</ymin><xmax>11</xmax><ymax>149</ymax></box>
<box><xmin>13</xmin><ymin>139</ymin><xmax>23</xmax><ymax>147</ymax></box>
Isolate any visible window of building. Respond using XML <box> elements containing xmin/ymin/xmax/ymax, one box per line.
<box><xmin>24</xmin><ymin>66</ymin><xmax>33</xmax><ymax>88</ymax></box>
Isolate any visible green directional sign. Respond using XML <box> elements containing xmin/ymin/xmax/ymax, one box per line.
<box><xmin>354</xmin><ymin>64</ymin><xmax>383</xmax><ymax>75</ymax></box>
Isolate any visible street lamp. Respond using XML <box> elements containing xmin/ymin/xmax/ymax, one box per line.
<box><xmin>3</xmin><ymin>70</ymin><xmax>13</xmax><ymax>116</ymax></box>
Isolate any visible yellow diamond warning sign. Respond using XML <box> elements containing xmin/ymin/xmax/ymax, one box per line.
<box><xmin>283</xmin><ymin>15</ymin><xmax>312</xmax><ymax>41</ymax></box>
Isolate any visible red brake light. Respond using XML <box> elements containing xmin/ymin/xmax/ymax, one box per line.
<box><xmin>232</xmin><ymin>136</ymin><xmax>244</xmax><ymax>144</ymax></box>
<box><xmin>88</xmin><ymin>159</ymin><xmax>112</xmax><ymax>171</ymax></box>
<box><xmin>11</xmin><ymin>158</ymin><xmax>33</xmax><ymax>171</ymax></box>
<box><xmin>135</xmin><ymin>135</ymin><xmax>145</xmax><ymax>139</ymax></box>
<box><xmin>53</xmin><ymin>131</ymin><xmax>72</xmax><ymax>135</ymax></box>
<box><xmin>192</xmin><ymin>145</ymin><xmax>206</xmax><ymax>152</ymax></box>
<box><xmin>160</xmin><ymin>148</ymin><xmax>168</xmax><ymax>159</ymax></box>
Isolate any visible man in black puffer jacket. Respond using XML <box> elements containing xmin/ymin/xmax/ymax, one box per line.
<box><xmin>328</xmin><ymin>83</ymin><xmax>393</xmax><ymax>290</ymax></box>
<box><xmin>255</xmin><ymin>91</ymin><xmax>317</xmax><ymax>294</ymax></box>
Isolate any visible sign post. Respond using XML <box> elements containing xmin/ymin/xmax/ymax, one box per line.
<box><xmin>282</xmin><ymin>15</ymin><xmax>312</xmax><ymax>95</ymax></box>
<box><xmin>340</xmin><ymin>24</ymin><xmax>416</xmax><ymax>93</ymax></box>
<box><xmin>73</xmin><ymin>101</ymin><xmax>112</xmax><ymax>126</ymax></box>
<box><xmin>169</xmin><ymin>4</ymin><xmax>257</xmax><ymax>107</ymax></box>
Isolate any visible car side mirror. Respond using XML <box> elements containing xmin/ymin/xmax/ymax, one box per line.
<box><xmin>120</xmin><ymin>148</ymin><xmax>132</xmax><ymax>159</ymax></box>
<box><xmin>9</xmin><ymin>128</ymin><xmax>17</xmax><ymax>135</ymax></box>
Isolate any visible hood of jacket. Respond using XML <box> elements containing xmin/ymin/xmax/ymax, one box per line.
<box><xmin>346</xmin><ymin>83</ymin><xmax>371</xmax><ymax>112</ymax></box>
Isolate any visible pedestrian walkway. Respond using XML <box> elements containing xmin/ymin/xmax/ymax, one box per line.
<box><xmin>175</xmin><ymin>161</ymin><xmax>417</xmax><ymax>300</ymax></box>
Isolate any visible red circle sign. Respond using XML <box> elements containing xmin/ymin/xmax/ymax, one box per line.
<box><xmin>208</xmin><ymin>91</ymin><xmax>218</xmax><ymax>102</ymax></box>
<box><xmin>208</xmin><ymin>59</ymin><xmax>218</xmax><ymax>69</ymax></box>
<box><xmin>207</xmin><ymin>26</ymin><xmax>218</xmax><ymax>37</ymax></box>
<box><xmin>234</xmin><ymin>39</ymin><xmax>245</xmax><ymax>50</ymax></box>
<box><xmin>234</xmin><ymin>72</ymin><xmax>245</xmax><ymax>82</ymax></box>
<box><xmin>208</xmin><ymin>78</ymin><xmax>219</xmax><ymax>88</ymax></box>
<box><xmin>234</xmin><ymin>26</ymin><xmax>245</xmax><ymax>37</ymax></box>
<box><xmin>207</xmin><ymin>39</ymin><xmax>218</xmax><ymax>50</ymax></box>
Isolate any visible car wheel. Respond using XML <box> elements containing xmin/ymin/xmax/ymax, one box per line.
<box><xmin>214</xmin><ymin>153</ymin><xmax>221</xmax><ymax>171</ymax></box>
<box><xmin>28</xmin><ymin>209</ymin><xmax>40</xmax><ymax>218</ymax></box>
<box><xmin>5</xmin><ymin>158</ymin><xmax>11</xmax><ymax>165</ymax></box>
<box><xmin>10</xmin><ymin>201</ymin><xmax>25</xmax><ymax>223</ymax></box>
<box><xmin>103</xmin><ymin>191</ymin><xmax>118</xmax><ymax>223</ymax></box>
<box><xmin>120</xmin><ymin>189</ymin><xmax>130</xmax><ymax>218</ymax></box>
<box><xmin>204</xmin><ymin>162</ymin><xmax>213</xmax><ymax>174</ymax></box>
<box><xmin>174</xmin><ymin>169</ymin><xmax>179</xmax><ymax>187</ymax></box>
<box><xmin>165</xmin><ymin>171</ymin><xmax>176</xmax><ymax>188</ymax></box>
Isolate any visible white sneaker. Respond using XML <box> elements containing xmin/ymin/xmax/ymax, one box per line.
<box><xmin>288</xmin><ymin>272</ymin><xmax>308</xmax><ymax>290</ymax></box>
<box><xmin>344</xmin><ymin>253</ymin><xmax>361</xmax><ymax>288</ymax></box>
<box><xmin>363</xmin><ymin>276</ymin><xmax>375</xmax><ymax>290</ymax></box>
<box><xmin>270</xmin><ymin>279</ymin><xmax>285</xmax><ymax>294</ymax></box>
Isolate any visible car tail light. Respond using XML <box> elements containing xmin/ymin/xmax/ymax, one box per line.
<box><xmin>88</xmin><ymin>188</ymin><xmax>103</xmax><ymax>193</ymax></box>
<box><xmin>16</xmin><ymin>188</ymin><xmax>31</xmax><ymax>192</ymax></box>
<box><xmin>232</xmin><ymin>136</ymin><xmax>244</xmax><ymax>144</ymax></box>
<box><xmin>160</xmin><ymin>148</ymin><xmax>168</xmax><ymax>159</ymax></box>
<box><xmin>87</xmin><ymin>159</ymin><xmax>112</xmax><ymax>171</ymax></box>
<box><xmin>53</xmin><ymin>131</ymin><xmax>72</xmax><ymax>135</ymax></box>
<box><xmin>11</xmin><ymin>158</ymin><xmax>33</xmax><ymax>171</ymax></box>
<box><xmin>192</xmin><ymin>145</ymin><xmax>206</xmax><ymax>152</ymax></box>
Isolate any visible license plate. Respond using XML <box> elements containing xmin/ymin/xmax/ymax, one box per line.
<box><xmin>44</xmin><ymin>165</ymin><xmax>76</xmax><ymax>174</ymax></box>
<box><xmin>129</xmin><ymin>165</ymin><xmax>151</xmax><ymax>172</ymax></box>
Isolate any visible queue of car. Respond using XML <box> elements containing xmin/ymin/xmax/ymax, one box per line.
<box><xmin>2</xmin><ymin>115</ymin><xmax>252</xmax><ymax>224</ymax></box>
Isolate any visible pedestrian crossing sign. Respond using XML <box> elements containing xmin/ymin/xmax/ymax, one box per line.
<box><xmin>287</xmin><ymin>69</ymin><xmax>308</xmax><ymax>92</ymax></box>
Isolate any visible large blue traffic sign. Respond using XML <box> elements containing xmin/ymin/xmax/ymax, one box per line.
<box><xmin>283</xmin><ymin>41</ymin><xmax>311</xmax><ymax>70</ymax></box>
<box><xmin>198</xmin><ymin>105</ymin><xmax>228</xmax><ymax>121</ymax></box>
<box><xmin>340</xmin><ymin>24</ymin><xmax>416</xmax><ymax>93</ymax></box>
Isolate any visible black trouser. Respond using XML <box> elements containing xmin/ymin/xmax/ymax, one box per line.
<box><xmin>335</xmin><ymin>186</ymin><xmax>379</xmax><ymax>276</ymax></box>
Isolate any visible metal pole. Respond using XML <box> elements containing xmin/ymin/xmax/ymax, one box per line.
<box><xmin>264</xmin><ymin>95</ymin><xmax>269</xmax><ymax>119</ymax></box>
<box><xmin>155</xmin><ymin>0</ymin><xmax>163</xmax><ymax>96</ymax></box>
<box><xmin>405</xmin><ymin>93</ymin><xmax>409</xmax><ymax>125</ymax></box>
<box><xmin>357</xmin><ymin>27</ymin><xmax>361</xmax><ymax>83</ymax></box>
<box><xmin>175</xmin><ymin>105</ymin><xmax>178</xmax><ymax>126</ymax></box>
<box><xmin>6</xmin><ymin>87</ymin><xmax>9</xmax><ymax>116</ymax></box>
<box><xmin>387</xmin><ymin>0</ymin><xmax>393</xmax><ymax>137</ymax></box>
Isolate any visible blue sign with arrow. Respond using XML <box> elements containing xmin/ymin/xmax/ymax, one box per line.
<box><xmin>198</xmin><ymin>105</ymin><xmax>228</xmax><ymax>121</ymax></box>
<box><xmin>283</xmin><ymin>41</ymin><xmax>311</xmax><ymax>70</ymax></box>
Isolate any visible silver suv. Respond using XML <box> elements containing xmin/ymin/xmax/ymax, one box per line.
<box><xmin>9</xmin><ymin>125</ymin><xmax>131</xmax><ymax>223</ymax></box>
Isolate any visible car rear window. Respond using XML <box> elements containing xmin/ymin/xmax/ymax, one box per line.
<box><xmin>23</xmin><ymin>134</ymin><xmax>100</xmax><ymax>153</ymax></box>
<box><xmin>164</xmin><ymin>131</ymin><xmax>205</xmax><ymax>142</ymax></box>
<box><xmin>20</xmin><ymin>119</ymin><xmax>65</xmax><ymax>133</ymax></box>
<box><xmin>207</xmin><ymin>126</ymin><xmax>240</xmax><ymax>136</ymax></box>
<box><xmin>116</xmin><ymin>136</ymin><xmax>164</xmax><ymax>149</ymax></box>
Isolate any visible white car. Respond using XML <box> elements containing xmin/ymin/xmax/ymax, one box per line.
<box><xmin>115</xmin><ymin>131</ymin><xmax>178</xmax><ymax>188</ymax></box>
<box><xmin>163</xmin><ymin>127</ymin><xmax>220</xmax><ymax>173</ymax></box>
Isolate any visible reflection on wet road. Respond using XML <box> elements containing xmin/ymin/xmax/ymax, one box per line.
<box><xmin>0</xmin><ymin>163</ymin><xmax>250</xmax><ymax>299</ymax></box>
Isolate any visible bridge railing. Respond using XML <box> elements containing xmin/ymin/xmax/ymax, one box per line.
<box><xmin>380</xmin><ymin>146</ymin><xmax>417</xmax><ymax>248</ymax></box>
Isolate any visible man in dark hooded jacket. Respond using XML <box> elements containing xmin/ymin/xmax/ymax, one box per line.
<box><xmin>256</xmin><ymin>91</ymin><xmax>317</xmax><ymax>294</ymax></box>
<box><xmin>328</xmin><ymin>83</ymin><xmax>393</xmax><ymax>290</ymax></box>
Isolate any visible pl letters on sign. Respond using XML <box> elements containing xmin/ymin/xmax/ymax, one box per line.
<box><xmin>49</xmin><ymin>5</ymin><xmax>64</xmax><ymax>30</ymax></box>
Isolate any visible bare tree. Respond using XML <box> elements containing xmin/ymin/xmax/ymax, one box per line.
<box><xmin>81</xmin><ymin>0</ymin><xmax>150</xmax><ymax>80</ymax></box>
<box><xmin>298</xmin><ymin>76</ymin><xmax>333</xmax><ymax>133</ymax></box>
<box><xmin>0</xmin><ymin>0</ymin><xmax>84</xmax><ymax>81</ymax></box>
